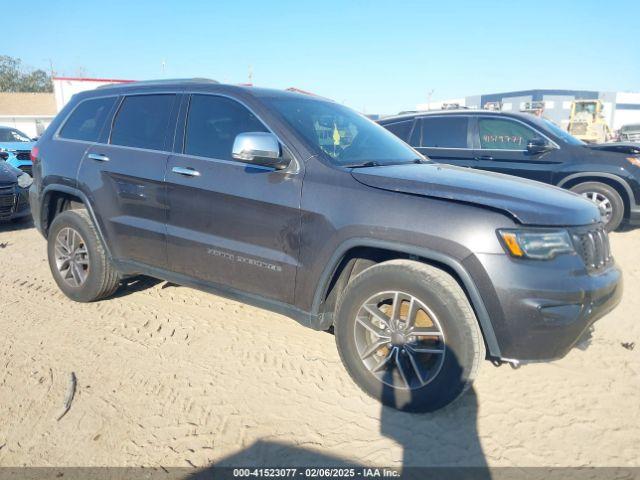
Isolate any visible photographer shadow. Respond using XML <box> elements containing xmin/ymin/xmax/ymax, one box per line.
<box><xmin>187</xmin><ymin>351</ymin><xmax>489</xmax><ymax>479</ymax></box>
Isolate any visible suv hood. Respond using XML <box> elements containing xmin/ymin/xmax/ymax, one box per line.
<box><xmin>586</xmin><ymin>142</ymin><xmax>640</xmax><ymax>155</ymax></box>
<box><xmin>351</xmin><ymin>163</ymin><xmax>601</xmax><ymax>226</ymax></box>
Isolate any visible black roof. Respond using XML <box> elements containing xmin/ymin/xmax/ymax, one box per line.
<box><xmin>378</xmin><ymin>109</ymin><xmax>537</xmax><ymax>124</ymax></box>
<box><xmin>88</xmin><ymin>78</ymin><xmax>326</xmax><ymax>102</ymax></box>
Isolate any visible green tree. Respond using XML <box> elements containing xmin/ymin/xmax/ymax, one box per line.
<box><xmin>0</xmin><ymin>55</ymin><xmax>53</xmax><ymax>93</ymax></box>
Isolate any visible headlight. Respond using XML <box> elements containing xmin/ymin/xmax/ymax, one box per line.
<box><xmin>17</xmin><ymin>173</ymin><xmax>33</xmax><ymax>189</ymax></box>
<box><xmin>498</xmin><ymin>229</ymin><xmax>575</xmax><ymax>260</ymax></box>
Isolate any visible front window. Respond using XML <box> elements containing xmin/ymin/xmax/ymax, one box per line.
<box><xmin>265</xmin><ymin>97</ymin><xmax>421</xmax><ymax>166</ymax></box>
<box><xmin>0</xmin><ymin>128</ymin><xmax>31</xmax><ymax>143</ymax></box>
<box><xmin>184</xmin><ymin>95</ymin><xmax>268</xmax><ymax>161</ymax></box>
<box><xmin>478</xmin><ymin>118</ymin><xmax>540</xmax><ymax>150</ymax></box>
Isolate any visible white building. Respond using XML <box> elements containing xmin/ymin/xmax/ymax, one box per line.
<box><xmin>0</xmin><ymin>92</ymin><xmax>56</xmax><ymax>138</ymax></box>
<box><xmin>53</xmin><ymin>76</ymin><xmax>134</xmax><ymax>111</ymax></box>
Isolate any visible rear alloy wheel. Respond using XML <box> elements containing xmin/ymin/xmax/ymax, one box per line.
<box><xmin>335</xmin><ymin>259</ymin><xmax>484</xmax><ymax>412</ymax></box>
<box><xmin>48</xmin><ymin>209</ymin><xmax>120</xmax><ymax>302</ymax></box>
<box><xmin>54</xmin><ymin>227</ymin><xmax>90</xmax><ymax>287</ymax></box>
<box><xmin>570</xmin><ymin>182</ymin><xmax>624</xmax><ymax>231</ymax></box>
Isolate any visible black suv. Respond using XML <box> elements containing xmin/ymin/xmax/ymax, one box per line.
<box><xmin>30</xmin><ymin>80</ymin><xmax>622</xmax><ymax>411</ymax></box>
<box><xmin>379</xmin><ymin>110</ymin><xmax>640</xmax><ymax>231</ymax></box>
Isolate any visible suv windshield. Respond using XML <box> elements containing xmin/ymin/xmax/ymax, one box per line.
<box><xmin>265</xmin><ymin>97</ymin><xmax>422</xmax><ymax>166</ymax></box>
<box><xmin>540</xmin><ymin>119</ymin><xmax>585</xmax><ymax>146</ymax></box>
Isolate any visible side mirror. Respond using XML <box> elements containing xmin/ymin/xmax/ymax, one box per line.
<box><xmin>232</xmin><ymin>132</ymin><xmax>289</xmax><ymax>170</ymax></box>
<box><xmin>527</xmin><ymin>138</ymin><xmax>553</xmax><ymax>155</ymax></box>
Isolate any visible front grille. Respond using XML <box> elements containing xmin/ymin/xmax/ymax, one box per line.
<box><xmin>16</xmin><ymin>150</ymin><xmax>31</xmax><ymax>161</ymax></box>
<box><xmin>572</xmin><ymin>226</ymin><xmax>612</xmax><ymax>273</ymax></box>
<box><xmin>18</xmin><ymin>165</ymin><xmax>32</xmax><ymax>176</ymax></box>
<box><xmin>0</xmin><ymin>187</ymin><xmax>16</xmax><ymax>216</ymax></box>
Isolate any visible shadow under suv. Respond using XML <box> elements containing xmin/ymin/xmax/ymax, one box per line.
<box><xmin>379</xmin><ymin>110</ymin><xmax>640</xmax><ymax>231</ymax></box>
<box><xmin>30</xmin><ymin>80</ymin><xmax>622</xmax><ymax>411</ymax></box>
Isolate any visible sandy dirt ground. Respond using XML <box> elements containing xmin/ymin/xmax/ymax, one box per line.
<box><xmin>0</xmin><ymin>220</ymin><xmax>639</xmax><ymax>469</ymax></box>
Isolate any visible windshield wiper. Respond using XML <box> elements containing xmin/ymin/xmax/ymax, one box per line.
<box><xmin>343</xmin><ymin>161</ymin><xmax>383</xmax><ymax>168</ymax></box>
<box><xmin>344</xmin><ymin>158</ymin><xmax>426</xmax><ymax>169</ymax></box>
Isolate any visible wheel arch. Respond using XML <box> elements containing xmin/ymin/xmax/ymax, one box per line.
<box><xmin>41</xmin><ymin>185</ymin><xmax>112</xmax><ymax>258</ymax></box>
<box><xmin>558</xmin><ymin>173</ymin><xmax>634</xmax><ymax>218</ymax></box>
<box><xmin>311</xmin><ymin>238</ymin><xmax>502</xmax><ymax>358</ymax></box>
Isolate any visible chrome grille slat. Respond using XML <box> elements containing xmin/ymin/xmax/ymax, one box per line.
<box><xmin>573</xmin><ymin>226</ymin><xmax>612</xmax><ymax>273</ymax></box>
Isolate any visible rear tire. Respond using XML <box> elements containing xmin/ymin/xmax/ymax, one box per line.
<box><xmin>334</xmin><ymin>259</ymin><xmax>484</xmax><ymax>412</ymax></box>
<box><xmin>47</xmin><ymin>209</ymin><xmax>120</xmax><ymax>302</ymax></box>
<box><xmin>570</xmin><ymin>182</ymin><xmax>624</xmax><ymax>232</ymax></box>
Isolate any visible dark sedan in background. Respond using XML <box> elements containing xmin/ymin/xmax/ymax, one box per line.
<box><xmin>0</xmin><ymin>161</ymin><xmax>32</xmax><ymax>222</ymax></box>
<box><xmin>379</xmin><ymin>110</ymin><xmax>640</xmax><ymax>231</ymax></box>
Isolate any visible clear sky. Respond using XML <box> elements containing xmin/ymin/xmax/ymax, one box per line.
<box><xmin>4</xmin><ymin>0</ymin><xmax>639</xmax><ymax>114</ymax></box>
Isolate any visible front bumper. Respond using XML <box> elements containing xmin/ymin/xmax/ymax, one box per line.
<box><xmin>628</xmin><ymin>206</ymin><xmax>640</xmax><ymax>226</ymax></box>
<box><xmin>0</xmin><ymin>185</ymin><xmax>31</xmax><ymax>222</ymax></box>
<box><xmin>469</xmin><ymin>252</ymin><xmax>622</xmax><ymax>361</ymax></box>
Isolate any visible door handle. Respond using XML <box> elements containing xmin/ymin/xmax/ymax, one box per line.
<box><xmin>88</xmin><ymin>153</ymin><xmax>109</xmax><ymax>162</ymax></box>
<box><xmin>172</xmin><ymin>166</ymin><xmax>201</xmax><ymax>177</ymax></box>
<box><xmin>474</xmin><ymin>155</ymin><xmax>494</xmax><ymax>161</ymax></box>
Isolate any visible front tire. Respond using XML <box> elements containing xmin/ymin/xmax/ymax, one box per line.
<box><xmin>334</xmin><ymin>259</ymin><xmax>484</xmax><ymax>412</ymax></box>
<box><xmin>570</xmin><ymin>182</ymin><xmax>624</xmax><ymax>232</ymax></box>
<box><xmin>47</xmin><ymin>209</ymin><xmax>120</xmax><ymax>302</ymax></box>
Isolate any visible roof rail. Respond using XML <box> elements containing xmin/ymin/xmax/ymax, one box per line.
<box><xmin>96</xmin><ymin>78</ymin><xmax>219</xmax><ymax>89</ymax></box>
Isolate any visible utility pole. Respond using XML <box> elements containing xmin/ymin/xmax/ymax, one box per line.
<box><xmin>426</xmin><ymin>89</ymin><xmax>434</xmax><ymax>111</ymax></box>
<box><xmin>248</xmin><ymin>65</ymin><xmax>253</xmax><ymax>85</ymax></box>
<box><xmin>161</xmin><ymin>59</ymin><xmax>166</xmax><ymax>76</ymax></box>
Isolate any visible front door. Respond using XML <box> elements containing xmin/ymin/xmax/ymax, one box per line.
<box><xmin>413</xmin><ymin>115</ymin><xmax>477</xmax><ymax>168</ymax></box>
<box><xmin>470</xmin><ymin>116</ymin><xmax>559</xmax><ymax>184</ymax></box>
<box><xmin>77</xmin><ymin>93</ymin><xmax>179</xmax><ymax>269</ymax></box>
<box><xmin>165</xmin><ymin>94</ymin><xmax>302</xmax><ymax>304</ymax></box>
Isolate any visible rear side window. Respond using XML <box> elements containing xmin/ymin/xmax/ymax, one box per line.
<box><xmin>384</xmin><ymin>120</ymin><xmax>414</xmax><ymax>142</ymax></box>
<box><xmin>419</xmin><ymin>117</ymin><xmax>469</xmax><ymax>148</ymax></box>
<box><xmin>59</xmin><ymin>97</ymin><xmax>116</xmax><ymax>142</ymax></box>
<box><xmin>110</xmin><ymin>94</ymin><xmax>175</xmax><ymax>150</ymax></box>
<box><xmin>184</xmin><ymin>95</ymin><xmax>268</xmax><ymax>160</ymax></box>
<box><xmin>478</xmin><ymin>118</ymin><xmax>539</xmax><ymax>150</ymax></box>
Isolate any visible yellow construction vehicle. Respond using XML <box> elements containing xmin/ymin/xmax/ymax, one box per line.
<box><xmin>567</xmin><ymin>100</ymin><xmax>612</xmax><ymax>143</ymax></box>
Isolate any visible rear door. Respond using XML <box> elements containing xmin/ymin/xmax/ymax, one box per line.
<box><xmin>470</xmin><ymin>116</ymin><xmax>558</xmax><ymax>183</ymax></box>
<box><xmin>412</xmin><ymin>116</ymin><xmax>476</xmax><ymax>167</ymax></box>
<box><xmin>164</xmin><ymin>94</ymin><xmax>302</xmax><ymax>304</ymax></box>
<box><xmin>78</xmin><ymin>93</ymin><xmax>179</xmax><ymax>269</ymax></box>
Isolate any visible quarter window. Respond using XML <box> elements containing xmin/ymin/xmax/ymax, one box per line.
<box><xmin>384</xmin><ymin>120</ymin><xmax>414</xmax><ymax>142</ymax></box>
<box><xmin>59</xmin><ymin>97</ymin><xmax>116</xmax><ymax>142</ymax></box>
<box><xmin>478</xmin><ymin>118</ymin><xmax>539</xmax><ymax>150</ymax></box>
<box><xmin>110</xmin><ymin>94</ymin><xmax>175</xmax><ymax>150</ymax></box>
<box><xmin>419</xmin><ymin>117</ymin><xmax>468</xmax><ymax>148</ymax></box>
<box><xmin>184</xmin><ymin>95</ymin><xmax>268</xmax><ymax>160</ymax></box>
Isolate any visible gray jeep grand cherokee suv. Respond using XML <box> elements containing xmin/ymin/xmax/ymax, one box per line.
<box><xmin>30</xmin><ymin>79</ymin><xmax>622</xmax><ymax>411</ymax></box>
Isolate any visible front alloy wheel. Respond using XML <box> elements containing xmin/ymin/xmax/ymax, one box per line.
<box><xmin>354</xmin><ymin>291</ymin><xmax>446</xmax><ymax>390</ymax></box>
<box><xmin>335</xmin><ymin>259</ymin><xmax>484</xmax><ymax>412</ymax></box>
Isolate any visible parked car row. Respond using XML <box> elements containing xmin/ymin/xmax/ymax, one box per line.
<box><xmin>379</xmin><ymin>110</ymin><xmax>640</xmax><ymax>231</ymax></box>
<box><xmin>0</xmin><ymin>126</ymin><xmax>36</xmax><ymax>222</ymax></box>
<box><xmin>0</xmin><ymin>126</ymin><xmax>36</xmax><ymax>176</ymax></box>
<box><xmin>26</xmin><ymin>80</ymin><xmax>623</xmax><ymax>412</ymax></box>
<box><xmin>0</xmin><ymin>160</ymin><xmax>32</xmax><ymax>222</ymax></box>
